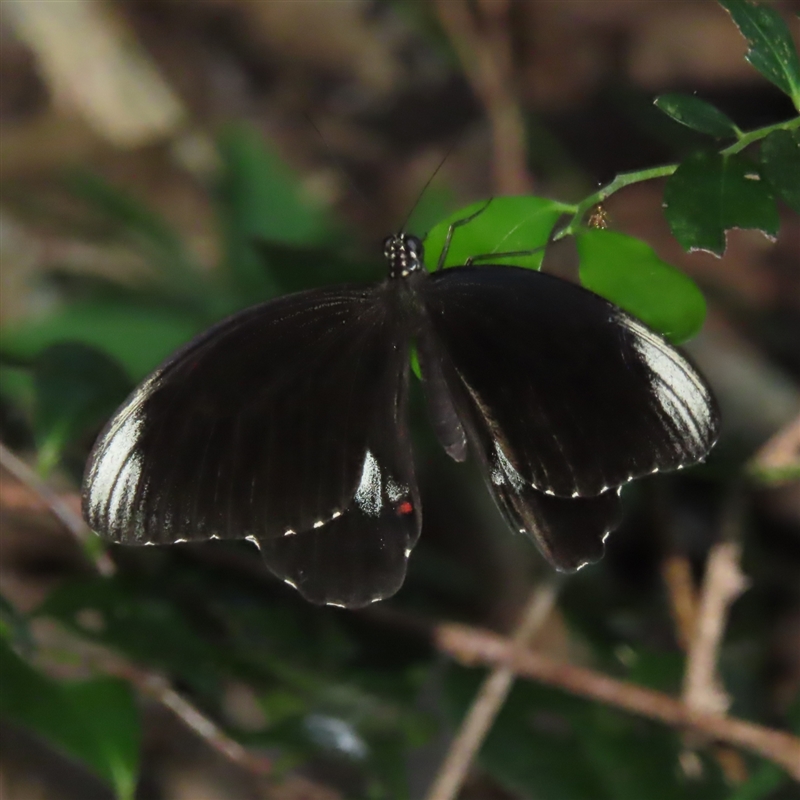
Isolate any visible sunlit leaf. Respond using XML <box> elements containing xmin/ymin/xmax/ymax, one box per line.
<box><xmin>663</xmin><ymin>150</ymin><xmax>779</xmax><ymax>255</ymax></box>
<box><xmin>576</xmin><ymin>230</ymin><xmax>707</xmax><ymax>343</ymax></box>
<box><xmin>424</xmin><ymin>196</ymin><xmax>569</xmax><ymax>271</ymax></box>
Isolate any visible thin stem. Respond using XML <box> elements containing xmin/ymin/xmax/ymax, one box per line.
<box><xmin>0</xmin><ymin>441</ymin><xmax>115</xmax><ymax>577</ymax></box>
<box><xmin>425</xmin><ymin>579</ymin><xmax>560</xmax><ymax>800</ymax></box>
<box><xmin>723</xmin><ymin>115</ymin><xmax>800</xmax><ymax>156</ymax></box>
<box><xmin>555</xmin><ymin>115</ymin><xmax>800</xmax><ymax>240</ymax></box>
<box><xmin>436</xmin><ymin>623</ymin><xmax>800</xmax><ymax>780</ymax></box>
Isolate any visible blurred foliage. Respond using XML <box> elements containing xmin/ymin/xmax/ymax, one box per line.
<box><xmin>0</xmin><ymin>1</ymin><xmax>799</xmax><ymax>798</ymax></box>
<box><xmin>0</xmin><ymin>638</ymin><xmax>140</xmax><ymax>800</ymax></box>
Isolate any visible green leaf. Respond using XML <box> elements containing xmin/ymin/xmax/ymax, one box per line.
<box><xmin>0</xmin><ymin>592</ymin><xmax>33</xmax><ymax>652</ymax></box>
<box><xmin>718</xmin><ymin>0</ymin><xmax>800</xmax><ymax>109</ymax></box>
<box><xmin>216</xmin><ymin>124</ymin><xmax>337</xmax><ymax>302</ymax></box>
<box><xmin>62</xmin><ymin>679</ymin><xmax>140</xmax><ymax>800</ymax></box>
<box><xmin>0</xmin><ymin>639</ymin><xmax>140</xmax><ymax>799</ymax></box>
<box><xmin>654</xmin><ymin>94</ymin><xmax>740</xmax><ymax>138</ymax></box>
<box><xmin>424</xmin><ymin>196</ymin><xmax>569</xmax><ymax>271</ymax></box>
<box><xmin>38</xmin><ymin>576</ymin><xmax>222</xmax><ymax>696</ymax></box>
<box><xmin>760</xmin><ymin>128</ymin><xmax>800</xmax><ymax>212</ymax></box>
<box><xmin>32</xmin><ymin>343</ymin><xmax>132</xmax><ymax>476</ymax></box>
<box><xmin>576</xmin><ymin>230</ymin><xmax>707</xmax><ymax>343</ymax></box>
<box><xmin>0</xmin><ymin>299</ymin><xmax>208</xmax><ymax>381</ymax></box>
<box><xmin>663</xmin><ymin>150</ymin><xmax>780</xmax><ymax>255</ymax></box>
<box><xmin>725</xmin><ymin>761</ymin><xmax>787</xmax><ymax>800</ymax></box>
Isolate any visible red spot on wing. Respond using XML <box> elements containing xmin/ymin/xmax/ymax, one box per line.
<box><xmin>397</xmin><ymin>500</ymin><xmax>413</xmax><ymax>516</ymax></box>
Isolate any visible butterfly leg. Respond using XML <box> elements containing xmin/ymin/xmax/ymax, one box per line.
<box><xmin>464</xmin><ymin>246</ymin><xmax>548</xmax><ymax>267</ymax></box>
<box><xmin>436</xmin><ymin>198</ymin><xmax>494</xmax><ymax>271</ymax></box>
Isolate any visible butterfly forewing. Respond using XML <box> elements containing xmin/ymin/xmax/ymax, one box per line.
<box><xmin>421</xmin><ymin>265</ymin><xmax>719</xmax><ymax>499</ymax></box>
<box><xmin>82</xmin><ymin>283</ymin><xmax>419</xmax><ymax>602</ymax></box>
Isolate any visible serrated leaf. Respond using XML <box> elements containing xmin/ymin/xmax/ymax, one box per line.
<box><xmin>760</xmin><ymin>128</ymin><xmax>800</xmax><ymax>212</ymax></box>
<box><xmin>663</xmin><ymin>150</ymin><xmax>779</xmax><ymax>255</ymax></box>
<box><xmin>32</xmin><ymin>343</ymin><xmax>132</xmax><ymax>475</ymax></box>
<box><xmin>719</xmin><ymin>0</ymin><xmax>800</xmax><ymax>109</ymax></box>
<box><xmin>0</xmin><ymin>640</ymin><xmax>140</xmax><ymax>800</ymax></box>
<box><xmin>576</xmin><ymin>230</ymin><xmax>706</xmax><ymax>343</ymax></box>
<box><xmin>424</xmin><ymin>196</ymin><xmax>568</xmax><ymax>271</ymax></box>
<box><xmin>654</xmin><ymin>94</ymin><xmax>740</xmax><ymax>138</ymax></box>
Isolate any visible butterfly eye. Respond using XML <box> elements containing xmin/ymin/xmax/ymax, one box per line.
<box><xmin>406</xmin><ymin>236</ymin><xmax>424</xmax><ymax>261</ymax></box>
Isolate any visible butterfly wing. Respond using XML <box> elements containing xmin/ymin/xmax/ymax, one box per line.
<box><xmin>419</xmin><ymin>265</ymin><xmax>718</xmax><ymax>569</ymax></box>
<box><xmin>475</xmin><ymin>421</ymin><xmax>623</xmax><ymax>571</ymax></box>
<box><xmin>83</xmin><ymin>284</ymin><xmax>420</xmax><ymax>606</ymax></box>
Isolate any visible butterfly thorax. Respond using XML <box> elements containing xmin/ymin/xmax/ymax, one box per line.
<box><xmin>383</xmin><ymin>233</ymin><xmax>426</xmax><ymax>279</ymax></box>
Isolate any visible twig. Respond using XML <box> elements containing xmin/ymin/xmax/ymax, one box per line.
<box><xmin>116</xmin><ymin>665</ymin><xmax>271</xmax><ymax>775</ymax></box>
<box><xmin>677</xmin><ymin>491</ymin><xmax>750</xmax><ymax>783</ymax></box>
<box><xmin>662</xmin><ymin>554</ymin><xmax>698</xmax><ymax>652</ymax></box>
<box><xmin>425</xmin><ymin>579</ymin><xmax>560</xmax><ymax>800</ymax></box>
<box><xmin>434</xmin><ymin>0</ymin><xmax>532</xmax><ymax>195</ymax></box>
<box><xmin>436</xmin><ymin>623</ymin><xmax>800</xmax><ymax>780</ymax></box>
<box><xmin>682</xmin><ymin>541</ymin><xmax>749</xmax><ymax>718</ymax></box>
<box><xmin>555</xmin><ymin>116</ymin><xmax>800</xmax><ymax>239</ymax></box>
<box><xmin>0</xmin><ymin>442</ymin><xmax>115</xmax><ymax>577</ymax></box>
<box><xmin>0</xmin><ymin>443</ymin><xmax>282</xmax><ymax>785</ymax></box>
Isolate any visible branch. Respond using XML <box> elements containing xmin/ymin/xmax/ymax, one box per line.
<box><xmin>0</xmin><ymin>441</ymin><xmax>115</xmax><ymax>577</ymax></box>
<box><xmin>435</xmin><ymin>623</ymin><xmax>800</xmax><ymax>781</ymax></box>
<box><xmin>661</xmin><ymin>554</ymin><xmax>698</xmax><ymax>652</ymax></box>
<box><xmin>682</xmin><ymin>541</ymin><xmax>749</xmax><ymax>718</ymax></box>
<box><xmin>425</xmin><ymin>579</ymin><xmax>560</xmax><ymax>800</ymax></box>
<box><xmin>112</xmin><ymin>663</ymin><xmax>271</xmax><ymax>776</ymax></box>
<box><xmin>0</xmin><ymin>444</ymin><xmax>301</xmax><ymax>789</ymax></box>
<box><xmin>555</xmin><ymin>115</ymin><xmax>800</xmax><ymax>239</ymax></box>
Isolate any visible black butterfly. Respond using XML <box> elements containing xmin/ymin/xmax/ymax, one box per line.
<box><xmin>82</xmin><ymin>225</ymin><xmax>719</xmax><ymax>608</ymax></box>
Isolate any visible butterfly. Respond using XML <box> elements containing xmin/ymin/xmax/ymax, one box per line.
<box><xmin>82</xmin><ymin>220</ymin><xmax>720</xmax><ymax>609</ymax></box>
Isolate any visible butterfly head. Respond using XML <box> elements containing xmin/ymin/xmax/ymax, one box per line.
<box><xmin>383</xmin><ymin>233</ymin><xmax>425</xmax><ymax>279</ymax></box>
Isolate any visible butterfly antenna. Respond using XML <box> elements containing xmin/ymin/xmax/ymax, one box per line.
<box><xmin>301</xmin><ymin>112</ymin><xmax>370</xmax><ymax>208</ymax></box>
<box><xmin>398</xmin><ymin>141</ymin><xmax>457</xmax><ymax>233</ymax></box>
